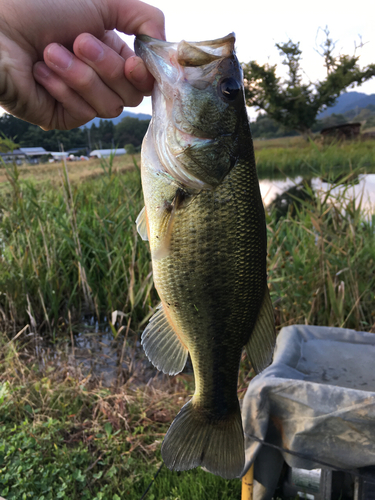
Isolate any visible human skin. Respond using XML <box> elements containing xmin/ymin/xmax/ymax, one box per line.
<box><xmin>0</xmin><ymin>0</ymin><xmax>165</xmax><ymax>130</ymax></box>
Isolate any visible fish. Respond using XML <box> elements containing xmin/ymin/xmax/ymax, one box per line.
<box><xmin>134</xmin><ymin>33</ymin><xmax>275</xmax><ymax>479</ymax></box>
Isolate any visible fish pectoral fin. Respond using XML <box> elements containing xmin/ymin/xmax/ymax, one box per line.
<box><xmin>245</xmin><ymin>286</ymin><xmax>276</xmax><ymax>374</ymax></box>
<box><xmin>141</xmin><ymin>304</ymin><xmax>188</xmax><ymax>376</ymax></box>
<box><xmin>136</xmin><ymin>206</ymin><xmax>149</xmax><ymax>241</ymax></box>
<box><xmin>153</xmin><ymin>188</ymin><xmax>187</xmax><ymax>261</ymax></box>
<box><xmin>153</xmin><ymin>207</ymin><xmax>175</xmax><ymax>260</ymax></box>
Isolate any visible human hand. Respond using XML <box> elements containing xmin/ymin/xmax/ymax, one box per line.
<box><xmin>0</xmin><ymin>0</ymin><xmax>165</xmax><ymax>130</ymax></box>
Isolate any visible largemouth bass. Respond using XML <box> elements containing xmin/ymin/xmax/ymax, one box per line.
<box><xmin>134</xmin><ymin>33</ymin><xmax>275</xmax><ymax>479</ymax></box>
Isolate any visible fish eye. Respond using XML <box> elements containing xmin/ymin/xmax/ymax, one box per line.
<box><xmin>219</xmin><ymin>78</ymin><xmax>241</xmax><ymax>101</ymax></box>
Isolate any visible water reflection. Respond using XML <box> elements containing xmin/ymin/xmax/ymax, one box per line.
<box><xmin>260</xmin><ymin>174</ymin><xmax>375</xmax><ymax>214</ymax></box>
<box><xmin>35</xmin><ymin>326</ymin><xmax>159</xmax><ymax>387</ymax></box>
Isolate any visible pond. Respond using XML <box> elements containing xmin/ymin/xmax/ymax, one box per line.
<box><xmin>259</xmin><ymin>173</ymin><xmax>375</xmax><ymax>215</ymax></box>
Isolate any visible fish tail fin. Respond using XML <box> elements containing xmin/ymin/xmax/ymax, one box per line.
<box><xmin>161</xmin><ymin>399</ymin><xmax>244</xmax><ymax>479</ymax></box>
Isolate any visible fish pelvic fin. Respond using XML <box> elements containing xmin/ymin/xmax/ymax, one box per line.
<box><xmin>245</xmin><ymin>285</ymin><xmax>276</xmax><ymax>374</ymax></box>
<box><xmin>161</xmin><ymin>399</ymin><xmax>245</xmax><ymax>479</ymax></box>
<box><xmin>141</xmin><ymin>304</ymin><xmax>188</xmax><ymax>376</ymax></box>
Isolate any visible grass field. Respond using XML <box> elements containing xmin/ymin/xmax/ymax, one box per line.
<box><xmin>1</xmin><ymin>140</ymin><xmax>375</xmax><ymax>498</ymax></box>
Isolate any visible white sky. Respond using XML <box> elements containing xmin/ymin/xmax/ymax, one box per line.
<box><xmin>126</xmin><ymin>0</ymin><xmax>375</xmax><ymax>118</ymax></box>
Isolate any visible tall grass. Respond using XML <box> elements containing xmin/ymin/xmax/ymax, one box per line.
<box><xmin>1</xmin><ymin>146</ymin><xmax>375</xmax><ymax>336</ymax></box>
<box><xmin>0</xmin><ymin>156</ymin><xmax>156</xmax><ymax>337</ymax></box>
<box><xmin>267</xmin><ymin>172</ymin><xmax>375</xmax><ymax>331</ymax></box>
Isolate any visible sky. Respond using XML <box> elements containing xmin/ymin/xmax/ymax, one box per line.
<box><xmin>123</xmin><ymin>0</ymin><xmax>375</xmax><ymax>118</ymax></box>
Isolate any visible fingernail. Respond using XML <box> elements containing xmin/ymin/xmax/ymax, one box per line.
<box><xmin>79</xmin><ymin>37</ymin><xmax>104</xmax><ymax>62</ymax></box>
<box><xmin>47</xmin><ymin>44</ymin><xmax>73</xmax><ymax>69</ymax></box>
<box><xmin>34</xmin><ymin>63</ymin><xmax>51</xmax><ymax>79</ymax></box>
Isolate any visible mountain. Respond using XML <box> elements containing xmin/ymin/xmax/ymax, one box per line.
<box><xmin>81</xmin><ymin>110</ymin><xmax>151</xmax><ymax>128</ymax></box>
<box><xmin>318</xmin><ymin>92</ymin><xmax>375</xmax><ymax>119</ymax></box>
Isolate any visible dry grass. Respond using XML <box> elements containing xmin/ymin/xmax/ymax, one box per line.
<box><xmin>0</xmin><ymin>154</ymin><xmax>140</xmax><ymax>189</ymax></box>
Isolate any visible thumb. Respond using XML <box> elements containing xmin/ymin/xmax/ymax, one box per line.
<box><xmin>108</xmin><ymin>0</ymin><xmax>166</xmax><ymax>40</ymax></box>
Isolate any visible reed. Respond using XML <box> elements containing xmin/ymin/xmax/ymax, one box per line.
<box><xmin>1</xmin><ymin>145</ymin><xmax>375</xmax><ymax>336</ymax></box>
<box><xmin>0</xmin><ymin>155</ymin><xmax>156</xmax><ymax>337</ymax></box>
<box><xmin>267</xmin><ymin>168</ymin><xmax>375</xmax><ymax>331</ymax></box>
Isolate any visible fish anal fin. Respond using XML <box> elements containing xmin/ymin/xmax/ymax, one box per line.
<box><xmin>161</xmin><ymin>399</ymin><xmax>244</xmax><ymax>479</ymax></box>
<box><xmin>136</xmin><ymin>206</ymin><xmax>149</xmax><ymax>241</ymax></box>
<box><xmin>141</xmin><ymin>304</ymin><xmax>188</xmax><ymax>376</ymax></box>
<box><xmin>245</xmin><ymin>286</ymin><xmax>276</xmax><ymax>374</ymax></box>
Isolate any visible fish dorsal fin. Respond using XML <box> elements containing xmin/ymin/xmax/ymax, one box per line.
<box><xmin>245</xmin><ymin>286</ymin><xmax>276</xmax><ymax>374</ymax></box>
<box><xmin>136</xmin><ymin>206</ymin><xmax>149</xmax><ymax>241</ymax></box>
<box><xmin>141</xmin><ymin>304</ymin><xmax>188</xmax><ymax>376</ymax></box>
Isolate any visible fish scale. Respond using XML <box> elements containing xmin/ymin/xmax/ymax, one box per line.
<box><xmin>135</xmin><ymin>32</ymin><xmax>276</xmax><ymax>479</ymax></box>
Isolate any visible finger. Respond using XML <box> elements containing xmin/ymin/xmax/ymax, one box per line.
<box><xmin>33</xmin><ymin>61</ymin><xmax>97</xmax><ymax>130</ymax></box>
<box><xmin>100</xmin><ymin>31</ymin><xmax>154</xmax><ymax>93</ymax></box>
<box><xmin>44</xmin><ymin>43</ymin><xmax>140</xmax><ymax>117</ymax></box>
<box><xmin>100</xmin><ymin>30</ymin><xmax>135</xmax><ymax>60</ymax></box>
<box><xmin>108</xmin><ymin>0</ymin><xmax>166</xmax><ymax>40</ymax></box>
<box><xmin>125</xmin><ymin>56</ymin><xmax>153</xmax><ymax>95</ymax></box>
<box><xmin>73</xmin><ymin>33</ymin><xmax>153</xmax><ymax>98</ymax></box>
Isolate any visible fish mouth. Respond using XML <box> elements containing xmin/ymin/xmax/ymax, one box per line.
<box><xmin>134</xmin><ymin>33</ymin><xmax>236</xmax><ymax>88</ymax></box>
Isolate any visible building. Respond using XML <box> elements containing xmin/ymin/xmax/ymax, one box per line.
<box><xmin>0</xmin><ymin>147</ymin><xmax>51</xmax><ymax>164</ymax></box>
<box><xmin>89</xmin><ymin>148</ymin><xmax>126</xmax><ymax>159</ymax></box>
<box><xmin>320</xmin><ymin>122</ymin><xmax>361</xmax><ymax>141</ymax></box>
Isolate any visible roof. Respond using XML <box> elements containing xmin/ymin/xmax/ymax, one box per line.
<box><xmin>89</xmin><ymin>148</ymin><xmax>126</xmax><ymax>157</ymax></box>
<box><xmin>19</xmin><ymin>147</ymin><xmax>48</xmax><ymax>156</ymax></box>
<box><xmin>0</xmin><ymin>149</ymin><xmax>26</xmax><ymax>157</ymax></box>
<box><xmin>320</xmin><ymin>122</ymin><xmax>361</xmax><ymax>134</ymax></box>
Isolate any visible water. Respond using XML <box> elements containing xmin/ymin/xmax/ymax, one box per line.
<box><xmin>35</xmin><ymin>323</ymin><xmax>159</xmax><ymax>388</ymax></box>
<box><xmin>260</xmin><ymin>173</ymin><xmax>375</xmax><ymax>215</ymax></box>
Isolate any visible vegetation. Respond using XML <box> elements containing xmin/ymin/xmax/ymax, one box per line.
<box><xmin>0</xmin><ymin>155</ymin><xmax>156</xmax><ymax>336</ymax></box>
<box><xmin>243</xmin><ymin>28</ymin><xmax>375</xmax><ymax>136</ymax></box>
<box><xmin>1</xmin><ymin>140</ymin><xmax>375</xmax><ymax>498</ymax></box>
<box><xmin>250</xmin><ymin>104</ymin><xmax>375</xmax><ymax>139</ymax></box>
<box><xmin>254</xmin><ymin>136</ymin><xmax>375</xmax><ymax>178</ymax></box>
<box><xmin>0</xmin><ymin>140</ymin><xmax>374</xmax><ymax>332</ymax></box>
<box><xmin>0</xmin><ymin>340</ymin><xmax>243</xmax><ymax>499</ymax></box>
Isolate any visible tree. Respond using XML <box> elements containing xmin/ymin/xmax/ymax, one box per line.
<box><xmin>124</xmin><ymin>143</ymin><xmax>137</xmax><ymax>154</ymax></box>
<box><xmin>0</xmin><ymin>113</ymin><xmax>29</xmax><ymax>141</ymax></box>
<box><xmin>114</xmin><ymin>117</ymin><xmax>149</xmax><ymax>148</ymax></box>
<box><xmin>243</xmin><ymin>29</ymin><xmax>375</xmax><ymax>137</ymax></box>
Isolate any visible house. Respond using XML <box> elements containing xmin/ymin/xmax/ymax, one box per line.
<box><xmin>0</xmin><ymin>149</ymin><xmax>26</xmax><ymax>164</ymax></box>
<box><xmin>19</xmin><ymin>147</ymin><xmax>51</xmax><ymax>163</ymax></box>
<box><xmin>320</xmin><ymin>122</ymin><xmax>361</xmax><ymax>141</ymax></box>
